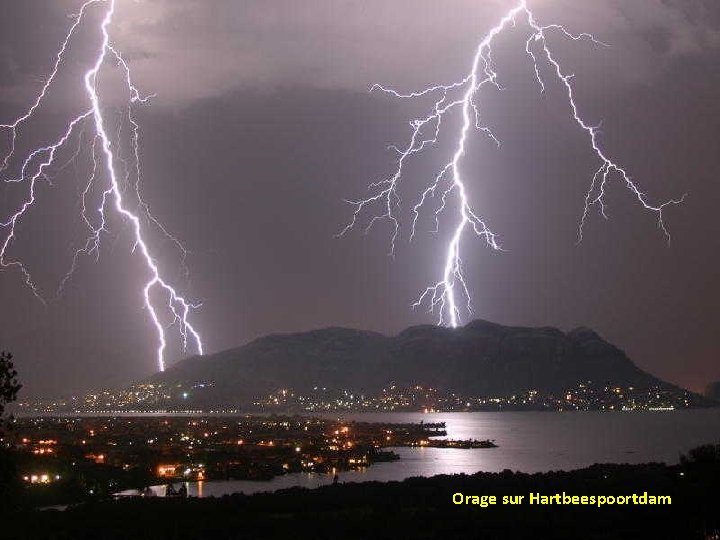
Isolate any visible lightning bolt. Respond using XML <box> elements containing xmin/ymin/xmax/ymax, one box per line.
<box><xmin>340</xmin><ymin>0</ymin><xmax>685</xmax><ymax>328</ymax></box>
<box><xmin>0</xmin><ymin>0</ymin><xmax>203</xmax><ymax>371</ymax></box>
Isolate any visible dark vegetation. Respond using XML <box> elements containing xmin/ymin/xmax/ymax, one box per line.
<box><xmin>1</xmin><ymin>445</ymin><xmax>719</xmax><ymax>539</ymax></box>
<box><xmin>0</xmin><ymin>351</ymin><xmax>21</xmax><ymax>427</ymax></box>
<box><xmin>1</xmin><ymin>350</ymin><xmax>22</xmax><ymax>508</ymax></box>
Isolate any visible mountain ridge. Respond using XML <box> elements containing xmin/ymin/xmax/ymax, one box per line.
<box><xmin>146</xmin><ymin>319</ymin><xmax>684</xmax><ymax>407</ymax></box>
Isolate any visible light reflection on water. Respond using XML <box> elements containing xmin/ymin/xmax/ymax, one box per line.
<box><xmin>119</xmin><ymin>409</ymin><xmax>720</xmax><ymax>498</ymax></box>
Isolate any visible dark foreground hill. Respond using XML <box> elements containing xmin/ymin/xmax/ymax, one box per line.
<box><xmin>5</xmin><ymin>445</ymin><xmax>720</xmax><ymax>540</ymax></box>
<box><xmin>148</xmin><ymin>320</ymin><xmax>685</xmax><ymax>408</ymax></box>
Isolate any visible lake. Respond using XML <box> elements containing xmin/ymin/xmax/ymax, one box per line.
<box><xmin>119</xmin><ymin>409</ymin><xmax>720</xmax><ymax>498</ymax></box>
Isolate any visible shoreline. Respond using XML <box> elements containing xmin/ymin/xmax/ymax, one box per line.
<box><xmin>11</xmin><ymin>406</ymin><xmax>714</xmax><ymax>418</ymax></box>
<box><xmin>7</xmin><ymin>458</ymin><xmax>719</xmax><ymax>539</ymax></box>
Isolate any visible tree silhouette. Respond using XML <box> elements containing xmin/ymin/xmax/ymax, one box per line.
<box><xmin>0</xmin><ymin>351</ymin><xmax>20</xmax><ymax>510</ymax></box>
<box><xmin>0</xmin><ymin>351</ymin><xmax>21</xmax><ymax>431</ymax></box>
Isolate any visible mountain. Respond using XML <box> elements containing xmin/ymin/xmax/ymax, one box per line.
<box><xmin>705</xmin><ymin>382</ymin><xmax>720</xmax><ymax>402</ymax></box>
<box><xmin>146</xmin><ymin>320</ymin><xmax>685</xmax><ymax>408</ymax></box>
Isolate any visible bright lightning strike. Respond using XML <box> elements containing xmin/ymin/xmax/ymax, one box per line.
<box><xmin>340</xmin><ymin>0</ymin><xmax>685</xmax><ymax>328</ymax></box>
<box><xmin>0</xmin><ymin>0</ymin><xmax>203</xmax><ymax>371</ymax></box>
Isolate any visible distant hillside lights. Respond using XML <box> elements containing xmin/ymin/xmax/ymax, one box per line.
<box><xmin>16</xmin><ymin>379</ymin><xmax>699</xmax><ymax>414</ymax></box>
<box><xmin>17</xmin><ymin>381</ymin><xmax>223</xmax><ymax>414</ymax></box>
<box><xmin>248</xmin><ymin>382</ymin><xmax>697</xmax><ymax>413</ymax></box>
<box><xmin>15</xmin><ymin>323</ymin><xmax>708</xmax><ymax>414</ymax></box>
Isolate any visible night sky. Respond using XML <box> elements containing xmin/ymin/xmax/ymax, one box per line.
<box><xmin>0</xmin><ymin>0</ymin><xmax>718</xmax><ymax>396</ymax></box>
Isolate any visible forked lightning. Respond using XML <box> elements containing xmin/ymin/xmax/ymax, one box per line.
<box><xmin>340</xmin><ymin>0</ymin><xmax>685</xmax><ymax>327</ymax></box>
<box><xmin>0</xmin><ymin>0</ymin><xmax>203</xmax><ymax>371</ymax></box>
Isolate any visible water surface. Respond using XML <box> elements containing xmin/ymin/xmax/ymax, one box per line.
<box><xmin>119</xmin><ymin>409</ymin><xmax>720</xmax><ymax>498</ymax></box>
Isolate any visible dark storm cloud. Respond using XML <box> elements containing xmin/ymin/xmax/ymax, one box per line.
<box><xmin>0</xmin><ymin>0</ymin><xmax>718</xmax><ymax>395</ymax></box>
<box><xmin>115</xmin><ymin>0</ymin><xmax>720</xmax><ymax>104</ymax></box>
<box><xmin>3</xmin><ymin>0</ymin><xmax>719</xmax><ymax>106</ymax></box>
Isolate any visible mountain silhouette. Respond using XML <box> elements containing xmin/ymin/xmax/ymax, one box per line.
<box><xmin>148</xmin><ymin>320</ymin><xmax>684</xmax><ymax>407</ymax></box>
